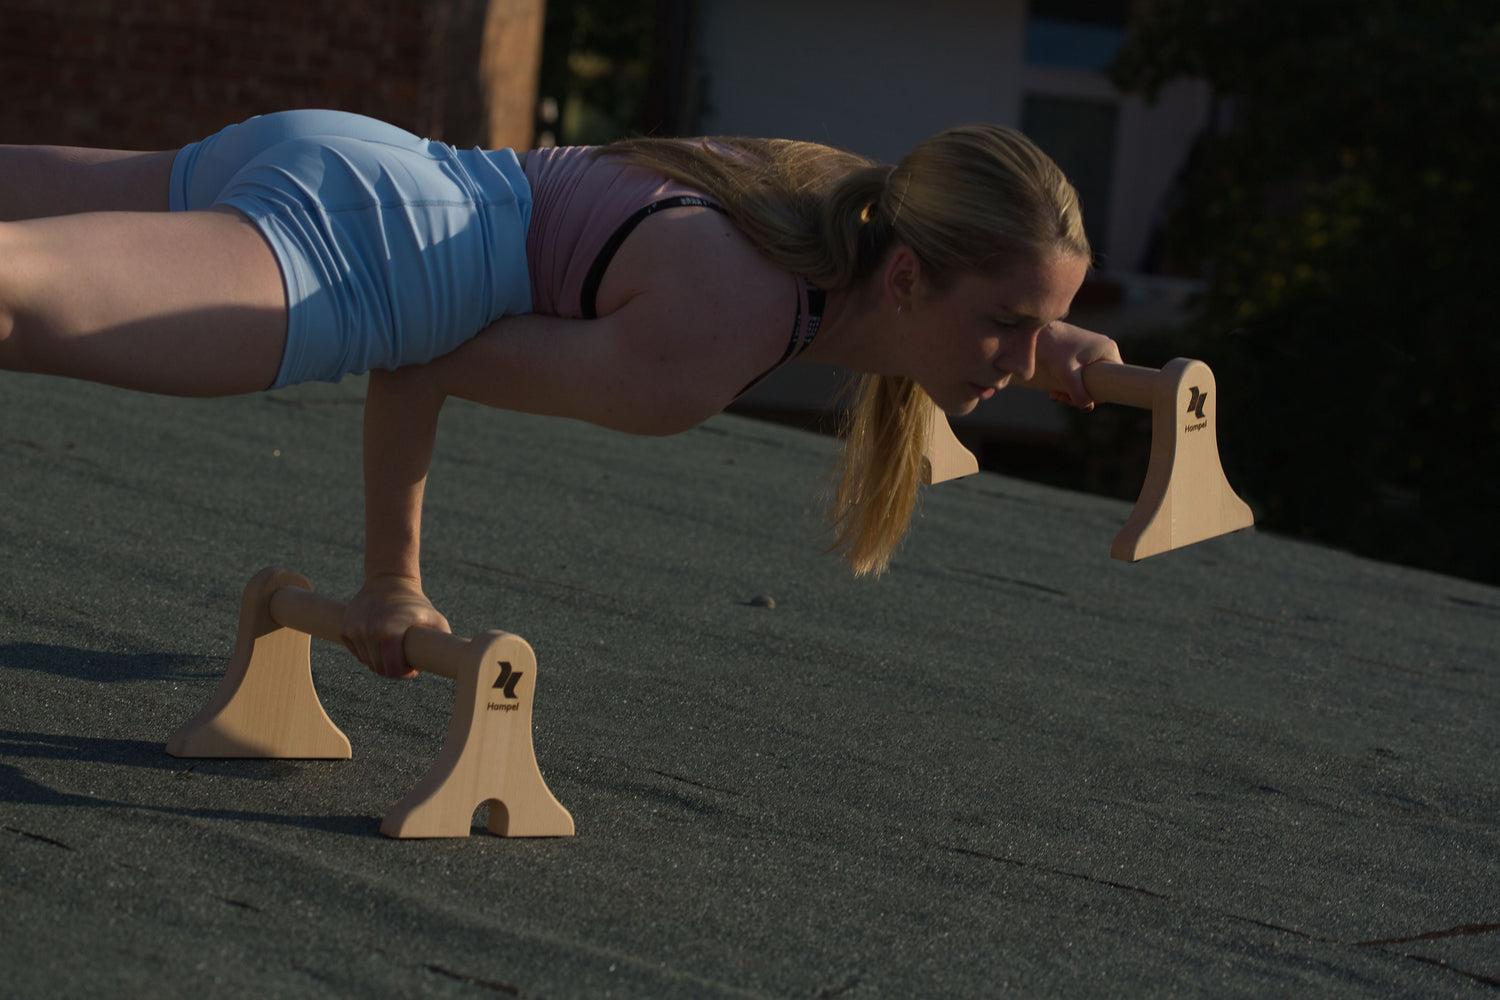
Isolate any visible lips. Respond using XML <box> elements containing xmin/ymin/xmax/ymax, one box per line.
<box><xmin>969</xmin><ymin>373</ymin><xmax>1014</xmax><ymax>400</ymax></box>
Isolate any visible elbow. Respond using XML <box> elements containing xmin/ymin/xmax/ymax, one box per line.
<box><xmin>619</xmin><ymin>406</ymin><xmax>710</xmax><ymax>437</ymax></box>
<box><xmin>369</xmin><ymin>363</ymin><xmax>450</xmax><ymax>404</ymax></box>
<box><xmin>612</xmin><ymin>388</ymin><xmax>720</xmax><ymax>436</ymax></box>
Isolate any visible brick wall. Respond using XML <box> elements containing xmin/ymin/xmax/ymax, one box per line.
<box><xmin>0</xmin><ymin>0</ymin><xmax>499</xmax><ymax>150</ymax></box>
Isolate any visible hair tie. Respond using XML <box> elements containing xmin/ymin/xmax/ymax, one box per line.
<box><xmin>858</xmin><ymin>212</ymin><xmax>893</xmax><ymax>270</ymax></box>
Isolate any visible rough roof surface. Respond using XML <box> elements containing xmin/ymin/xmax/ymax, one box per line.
<box><xmin>3</xmin><ymin>374</ymin><xmax>1497</xmax><ymax>998</ymax></box>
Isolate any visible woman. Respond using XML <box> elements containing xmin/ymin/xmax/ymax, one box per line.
<box><xmin>0</xmin><ymin>110</ymin><xmax>1121</xmax><ymax>677</ymax></box>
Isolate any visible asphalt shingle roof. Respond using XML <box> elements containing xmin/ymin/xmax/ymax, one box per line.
<box><xmin>3</xmin><ymin>373</ymin><xmax>1497</xmax><ymax>998</ymax></box>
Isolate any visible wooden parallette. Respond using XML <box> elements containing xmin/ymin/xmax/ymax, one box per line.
<box><xmin>920</xmin><ymin>406</ymin><xmax>981</xmax><ymax>485</ymax></box>
<box><xmin>921</xmin><ymin>358</ymin><xmax>1255</xmax><ymax>561</ymax></box>
<box><xmin>167</xmin><ymin>567</ymin><xmax>575</xmax><ymax>839</ymax></box>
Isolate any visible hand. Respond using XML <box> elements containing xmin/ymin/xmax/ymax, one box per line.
<box><xmin>340</xmin><ymin>574</ymin><xmax>451</xmax><ymax>679</ymax></box>
<box><xmin>1034</xmin><ymin>321</ymin><xmax>1124</xmax><ymax>410</ymax></box>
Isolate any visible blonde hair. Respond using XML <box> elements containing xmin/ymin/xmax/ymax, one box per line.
<box><xmin>605</xmin><ymin>125</ymin><xmax>1090</xmax><ymax>575</ymax></box>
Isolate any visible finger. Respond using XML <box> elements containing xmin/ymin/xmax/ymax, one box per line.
<box><xmin>367</xmin><ymin>638</ymin><xmax>388</xmax><ymax>676</ymax></box>
<box><xmin>379</xmin><ymin>634</ymin><xmax>417</xmax><ymax>679</ymax></box>
<box><xmin>344</xmin><ymin>636</ymin><xmax>377</xmax><ymax>674</ymax></box>
<box><xmin>1056</xmin><ymin>371</ymin><xmax>1094</xmax><ymax>409</ymax></box>
<box><xmin>378</xmin><ymin>635</ymin><xmax>402</xmax><ymax>677</ymax></box>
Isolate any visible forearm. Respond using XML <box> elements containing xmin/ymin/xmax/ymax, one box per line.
<box><xmin>362</xmin><ymin>366</ymin><xmax>447</xmax><ymax>582</ymax></box>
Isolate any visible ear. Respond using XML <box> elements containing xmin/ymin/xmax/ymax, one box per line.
<box><xmin>881</xmin><ymin>244</ymin><xmax>924</xmax><ymax>310</ymax></box>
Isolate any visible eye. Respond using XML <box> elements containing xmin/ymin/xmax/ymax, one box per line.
<box><xmin>993</xmin><ymin>317</ymin><xmax>1021</xmax><ymax>330</ymax></box>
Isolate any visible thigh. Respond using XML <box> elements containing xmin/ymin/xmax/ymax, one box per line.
<box><xmin>3</xmin><ymin>207</ymin><xmax>288</xmax><ymax>396</ymax></box>
<box><xmin>0</xmin><ymin>147</ymin><xmax>175</xmax><ymax>220</ymax></box>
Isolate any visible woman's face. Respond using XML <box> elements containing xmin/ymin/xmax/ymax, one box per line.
<box><xmin>904</xmin><ymin>253</ymin><xmax>1088</xmax><ymax>415</ymax></box>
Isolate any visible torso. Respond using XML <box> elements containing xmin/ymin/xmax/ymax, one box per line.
<box><xmin>521</xmin><ymin>145</ymin><xmax>824</xmax><ymax>397</ymax></box>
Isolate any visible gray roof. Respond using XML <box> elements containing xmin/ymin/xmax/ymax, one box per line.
<box><xmin>3</xmin><ymin>373</ymin><xmax>1497</xmax><ymax>998</ymax></box>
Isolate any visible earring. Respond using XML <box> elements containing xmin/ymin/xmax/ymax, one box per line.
<box><xmin>896</xmin><ymin>304</ymin><xmax>903</xmax><ymax>317</ymax></box>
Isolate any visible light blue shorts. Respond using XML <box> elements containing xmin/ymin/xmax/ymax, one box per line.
<box><xmin>170</xmin><ymin>110</ymin><xmax>532</xmax><ymax>388</ymax></box>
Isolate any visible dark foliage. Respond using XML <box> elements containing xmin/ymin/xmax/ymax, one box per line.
<box><xmin>1112</xmin><ymin>0</ymin><xmax>1500</xmax><ymax>583</ymax></box>
<box><xmin>537</xmin><ymin>0</ymin><xmax>656</xmax><ymax>145</ymax></box>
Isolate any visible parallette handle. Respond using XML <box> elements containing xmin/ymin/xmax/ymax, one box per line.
<box><xmin>268</xmin><ymin>586</ymin><xmax>464</xmax><ymax>681</ymax></box>
<box><xmin>1021</xmin><ymin>361</ymin><xmax>1162</xmax><ymax>410</ymax></box>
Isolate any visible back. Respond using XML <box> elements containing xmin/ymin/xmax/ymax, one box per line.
<box><xmin>523</xmin><ymin>146</ymin><xmax>708</xmax><ymax>318</ymax></box>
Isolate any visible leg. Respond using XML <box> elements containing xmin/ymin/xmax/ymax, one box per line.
<box><xmin>0</xmin><ymin>146</ymin><xmax>176</xmax><ymax>220</ymax></box>
<box><xmin>0</xmin><ymin>207</ymin><xmax>287</xmax><ymax>396</ymax></box>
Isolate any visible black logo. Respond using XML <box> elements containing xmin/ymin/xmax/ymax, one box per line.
<box><xmin>492</xmin><ymin>660</ymin><xmax>522</xmax><ymax>699</ymax></box>
<box><xmin>1186</xmin><ymin>386</ymin><xmax>1208</xmax><ymax>419</ymax></box>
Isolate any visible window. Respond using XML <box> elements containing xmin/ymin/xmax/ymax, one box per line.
<box><xmin>1025</xmin><ymin>0</ymin><xmax>1131</xmax><ymax>71</ymax></box>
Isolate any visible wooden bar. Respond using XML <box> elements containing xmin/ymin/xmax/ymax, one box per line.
<box><xmin>269</xmin><ymin>586</ymin><xmax>463</xmax><ymax>681</ymax></box>
<box><xmin>1021</xmin><ymin>361</ymin><xmax>1159</xmax><ymax>410</ymax></box>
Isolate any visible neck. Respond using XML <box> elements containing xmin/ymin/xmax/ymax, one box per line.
<box><xmin>797</xmin><ymin>281</ymin><xmax>898</xmax><ymax>375</ymax></box>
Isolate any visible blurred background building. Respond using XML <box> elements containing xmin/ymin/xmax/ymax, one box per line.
<box><xmin>0</xmin><ymin>0</ymin><xmax>541</xmax><ymax>150</ymax></box>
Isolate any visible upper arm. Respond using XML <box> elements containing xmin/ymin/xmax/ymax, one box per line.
<box><xmin>429</xmin><ymin>211</ymin><xmax>795</xmax><ymax>435</ymax></box>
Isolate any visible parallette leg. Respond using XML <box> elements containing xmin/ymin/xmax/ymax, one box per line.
<box><xmin>1110</xmin><ymin>359</ymin><xmax>1254</xmax><ymax>561</ymax></box>
<box><xmin>380</xmin><ymin>631</ymin><xmax>575</xmax><ymax>839</ymax></box>
<box><xmin>166</xmin><ymin>567</ymin><xmax>351</xmax><ymax>759</ymax></box>
<box><xmin>168</xmin><ymin>568</ymin><xmax>573</xmax><ymax>838</ymax></box>
<box><xmin>921</xmin><ymin>401</ymin><xmax>979</xmax><ymax>485</ymax></box>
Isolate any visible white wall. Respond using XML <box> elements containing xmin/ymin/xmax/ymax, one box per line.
<box><xmin>1021</xmin><ymin>63</ymin><xmax>1209</xmax><ymax>273</ymax></box>
<box><xmin>694</xmin><ymin>0</ymin><xmax>1208</xmax><ymax>275</ymax></box>
<box><xmin>695</xmin><ymin>0</ymin><xmax>1026</xmax><ymax>164</ymax></box>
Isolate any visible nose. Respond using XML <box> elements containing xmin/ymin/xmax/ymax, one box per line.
<box><xmin>994</xmin><ymin>326</ymin><xmax>1040</xmax><ymax>383</ymax></box>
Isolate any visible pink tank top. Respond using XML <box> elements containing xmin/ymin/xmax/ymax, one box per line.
<box><xmin>523</xmin><ymin>146</ymin><xmax>706</xmax><ymax>317</ymax></box>
<box><xmin>522</xmin><ymin>145</ymin><xmax>823</xmax><ymax>394</ymax></box>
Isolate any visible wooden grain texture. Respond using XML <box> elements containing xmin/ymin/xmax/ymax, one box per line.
<box><xmin>920</xmin><ymin>401</ymin><xmax>981</xmax><ymax>485</ymax></box>
<box><xmin>166</xmin><ymin>568</ymin><xmax>351</xmax><ymax>759</ymax></box>
<box><xmin>921</xmin><ymin>358</ymin><xmax>1255</xmax><ymax>560</ymax></box>
<box><xmin>167</xmin><ymin>568</ymin><xmax>574</xmax><ymax>839</ymax></box>
<box><xmin>1104</xmin><ymin>358</ymin><xmax>1254</xmax><ymax>561</ymax></box>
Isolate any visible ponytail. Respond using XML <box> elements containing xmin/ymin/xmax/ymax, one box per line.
<box><xmin>601</xmin><ymin>137</ymin><xmax>892</xmax><ymax>290</ymax></box>
<box><xmin>827</xmin><ymin>374</ymin><xmax>933</xmax><ymax>576</ymax></box>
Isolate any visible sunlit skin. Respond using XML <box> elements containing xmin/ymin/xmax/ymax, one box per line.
<box><xmin>804</xmin><ymin>247</ymin><xmax>1110</xmax><ymax>416</ymax></box>
<box><xmin>903</xmin><ymin>253</ymin><xmax>1092</xmax><ymax>415</ymax></box>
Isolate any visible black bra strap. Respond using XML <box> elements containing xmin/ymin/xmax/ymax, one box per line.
<box><xmin>580</xmin><ymin>196</ymin><xmax>724</xmax><ymax>319</ymax></box>
<box><xmin>578</xmin><ymin>194</ymin><xmax>825</xmax><ymax>400</ymax></box>
<box><xmin>735</xmin><ymin>283</ymin><xmax>827</xmax><ymax>399</ymax></box>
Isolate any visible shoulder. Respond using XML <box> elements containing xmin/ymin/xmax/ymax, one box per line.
<box><xmin>590</xmin><ymin>206</ymin><xmax>798</xmax><ymax>417</ymax></box>
<box><xmin>596</xmin><ymin>203</ymin><xmax>789</xmax><ymax>320</ymax></box>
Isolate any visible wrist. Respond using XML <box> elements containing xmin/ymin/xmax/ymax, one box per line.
<box><xmin>362</xmin><ymin>568</ymin><xmax>423</xmax><ymax>590</ymax></box>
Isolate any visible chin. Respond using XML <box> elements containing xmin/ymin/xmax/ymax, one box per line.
<box><xmin>939</xmin><ymin>396</ymin><xmax>980</xmax><ymax>417</ymax></box>
<box><xmin>915</xmin><ymin>379</ymin><xmax>980</xmax><ymax>416</ymax></box>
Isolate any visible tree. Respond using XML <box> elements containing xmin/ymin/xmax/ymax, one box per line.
<box><xmin>1111</xmin><ymin>0</ymin><xmax>1500</xmax><ymax>583</ymax></box>
<box><xmin>536</xmin><ymin>0</ymin><xmax>659</xmax><ymax>145</ymax></box>
<box><xmin>479</xmin><ymin>0</ymin><xmax>549</xmax><ymax>150</ymax></box>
